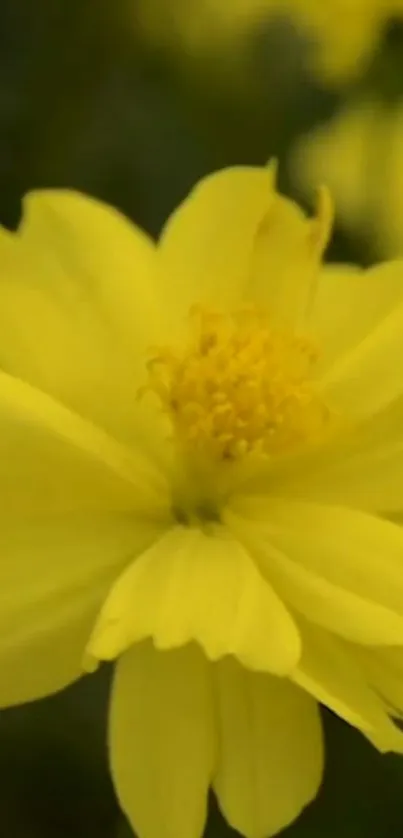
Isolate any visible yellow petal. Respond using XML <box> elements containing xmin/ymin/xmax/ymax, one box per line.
<box><xmin>258</xmin><ymin>391</ymin><xmax>403</xmax><ymax>513</ymax></box>
<box><xmin>0</xmin><ymin>513</ymin><xmax>162</xmax><ymax>706</ymax></box>
<box><xmin>0</xmin><ymin>190</ymin><xmax>170</xmax><ymax>454</ymax></box>
<box><xmin>110</xmin><ymin>641</ymin><xmax>214</xmax><ymax>838</ymax></box>
<box><xmin>158</xmin><ymin>164</ymin><xmax>332</xmax><ymax>327</ymax></box>
<box><xmin>356</xmin><ymin>645</ymin><xmax>403</xmax><ymax>717</ymax></box>
<box><xmin>213</xmin><ymin>656</ymin><xmax>323</xmax><ymax>838</ymax></box>
<box><xmin>87</xmin><ymin>524</ymin><xmax>301</xmax><ymax>675</ymax></box>
<box><xmin>316</xmin><ymin>263</ymin><xmax>403</xmax><ymax>415</ymax></box>
<box><xmin>0</xmin><ymin>370</ymin><xmax>168</xmax><ymax>516</ymax></box>
<box><xmin>292</xmin><ymin>619</ymin><xmax>403</xmax><ymax>751</ymax></box>
<box><xmin>226</xmin><ymin>499</ymin><xmax>403</xmax><ymax>646</ymax></box>
<box><xmin>158</xmin><ymin>166</ymin><xmax>276</xmax><ymax>314</ymax></box>
<box><xmin>310</xmin><ymin>261</ymin><xmax>403</xmax><ymax>376</ymax></box>
<box><xmin>249</xmin><ymin>183</ymin><xmax>333</xmax><ymax>328</ymax></box>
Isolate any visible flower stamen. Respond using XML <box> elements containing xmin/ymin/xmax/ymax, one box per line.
<box><xmin>144</xmin><ymin>306</ymin><xmax>328</xmax><ymax>461</ymax></box>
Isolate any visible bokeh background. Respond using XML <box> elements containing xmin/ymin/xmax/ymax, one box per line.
<box><xmin>2</xmin><ymin>1</ymin><xmax>403</xmax><ymax>835</ymax></box>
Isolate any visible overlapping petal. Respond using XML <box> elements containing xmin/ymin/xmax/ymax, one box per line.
<box><xmin>0</xmin><ymin>369</ymin><xmax>168</xmax><ymax>516</ymax></box>
<box><xmin>213</xmin><ymin>656</ymin><xmax>323</xmax><ymax>838</ymax></box>
<box><xmin>319</xmin><ymin>293</ymin><xmax>403</xmax><ymax>417</ymax></box>
<box><xmin>292</xmin><ymin>620</ymin><xmax>403</xmax><ymax>751</ymax></box>
<box><xmin>0</xmin><ymin>368</ymin><xmax>169</xmax><ymax>705</ymax></box>
<box><xmin>0</xmin><ymin>191</ymin><xmax>172</xmax><ymax>456</ymax></box>
<box><xmin>0</xmin><ymin>513</ymin><xmax>164</xmax><ymax>706</ymax></box>
<box><xmin>159</xmin><ymin>165</ymin><xmax>277</xmax><ymax>314</ymax></box>
<box><xmin>226</xmin><ymin>499</ymin><xmax>403</xmax><ymax>645</ymax></box>
<box><xmin>110</xmin><ymin>641</ymin><xmax>214</xmax><ymax>838</ymax></box>
<box><xmin>243</xmin><ymin>388</ymin><xmax>403</xmax><ymax>514</ymax></box>
<box><xmin>87</xmin><ymin>524</ymin><xmax>301</xmax><ymax>675</ymax></box>
<box><xmin>307</xmin><ymin>259</ymin><xmax>403</xmax><ymax>419</ymax></box>
<box><xmin>310</xmin><ymin>261</ymin><xmax>403</xmax><ymax>375</ymax></box>
<box><xmin>159</xmin><ymin>164</ymin><xmax>332</xmax><ymax>328</ymax></box>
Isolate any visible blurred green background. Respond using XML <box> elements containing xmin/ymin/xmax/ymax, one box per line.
<box><xmin>2</xmin><ymin>1</ymin><xmax>403</xmax><ymax>835</ymax></box>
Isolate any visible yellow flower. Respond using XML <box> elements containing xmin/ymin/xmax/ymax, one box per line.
<box><xmin>292</xmin><ymin>100</ymin><xmax>403</xmax><ymax>257</ymax></box>
<box><xmin>134</xmin><ymin>0</ymin><xmax>403</xmax><ymax>85</ymax></box>
<box><xmin>3</xmin><ymin>166</ymin><xmax>403</xmax><ymax>837</ymax></box>
<box><xmin>134</xmin><ymin>0</ymin><xmax>275</xmax><ymax>77</ymax></box>
<box><xmin>280</xmin><ymin>0</ymin><xmax>403</xmax><ymax>84</ymax></box>
<box><xmin>136</xmin><ymin>0</ymin><xmax>267</xmax><ymax>50</ymax></box>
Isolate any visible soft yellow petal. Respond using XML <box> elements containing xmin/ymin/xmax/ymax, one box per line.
<box><xmin>356</xmin><ymin>645</ymin><xmax>403</xmax><ymax>717</ymax></box>
<box><xmin>110</xmin><ymin>641</ymin><xmax>214</xmax><ymax>838</ymax></box>
<box><xmin>0</xmin><ymin>369</ymin><xmax>170</xmax><ymax>704</ymax></box>
<box><xmin>0</xmin><ymin>370</ymin><xmax>168</xmax><ymax>516</ymax></box>
<box><xmin>158</xmin><ymin>164</ymin><xmax>332</xmax><ymax>327</ymax></box>
<box><xmin>213</xmin><ymin>656</ymin><xmax>323</xmax><ymax>838</ymax></box>
<box><xmin>292</xmin><ymin>620</ymin><xmax>403</xmax><ymax>752</ymax></box>
<box><xmin>255</xmin><ymin>391</ymin><xmax>403</xmax><ymax>513</ymax></box>
<box><xmin>158</xmin><ymin>166</ymin><xmax>276</xmax><ymax>314</ymax></box>
<box><xmin>226</xmin><ymin>499</ymin><xmax>403</xmax><ymax>645</ymax></box>
<box><xmin>309</xmin><ymin>261</ymin><xmax>403</xmax><ymax>376</ymax></box>
<box><xmin>319</xmin><ymin>289</ymin><xmax>403</xmax><ymax>416</ymax></box>
<box><xmin>18</xmin><ymin>189</ymin><xmax>171</xmax><ymax>355</ymax></box>
<box><xmin>249</xmin><ymin>183</ymin><xmax>333</xmax><ymax>328</ymax></box>
<box><xmin>0</xmin><ymin>513</ymin><xmax>163</xmax><ymax>706</ymax></box>
<box><xmin>0</xmin><ymin>190</ymin><xmax>170</xmax><ymax>454</ymax></box>
<box><xmin>87</xmin><ymin>524</ymin><xmax>301</xmax><ymax>675</ymax></box>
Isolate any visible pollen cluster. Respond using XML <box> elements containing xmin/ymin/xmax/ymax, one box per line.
<box><xmin>145</xmin><ymin>306</ymin><xmax>327</xmax><ymax>461</ymax></box>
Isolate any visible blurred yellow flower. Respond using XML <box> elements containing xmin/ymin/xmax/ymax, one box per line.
<box><xmin>134</xmin><ymin>0</ymin><xmax>403</xmax><ymax>84</ymax></box>
<box><xmin>292</xmin><ymin>101</ymin><xmax>403</xmax><ymax>256</ymax></box>
<box><xmin>135</xmin><ymin>0</ymin><xmax>271</xmax><ymax>53</ymax></box>
<box><xmin>281</xmin><ymin>0</ymin><xmax>403</xmax><ymax>83</ymax></box>
<box><xmin>3</xmin><ymin>167</ymin><xmax>403</xmax><ymax>838</ymax></box>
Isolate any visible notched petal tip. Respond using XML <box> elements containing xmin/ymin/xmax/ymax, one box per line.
<box><xmin>86</xmin><ymin>616</ymin><xmax>126</xmax><ymax>663</ymax></box>
<box><xmin>82</xmin><ymin>651</ymin><xmax>101</xmax><ymax>674</ymax></box>
<box><xmin>366</xmin><ymin>722</ymin><xmax>403</xmax><ymax>755</ymax></box>
<box><xmin>85</xmin><ymin>525</ymin><xmax>302</xmax><ymax>678</ymax></box>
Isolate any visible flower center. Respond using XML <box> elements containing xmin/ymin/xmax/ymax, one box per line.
<box><xmin>145</xmin><ymin>306</ymin><xmax>327</xmax><ymax>462</ymax></box>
